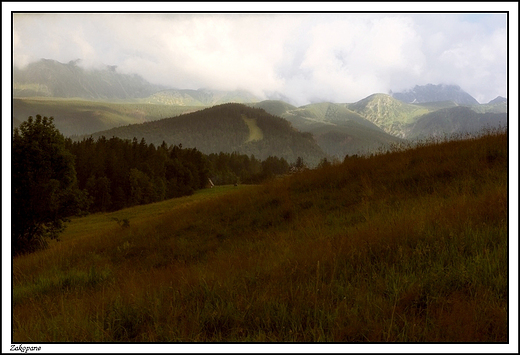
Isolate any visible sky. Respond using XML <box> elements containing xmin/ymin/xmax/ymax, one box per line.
<box><xmin>9</xmin><ymin>5</ymin><xmax>512</xmax><ymax>106</ymax></box>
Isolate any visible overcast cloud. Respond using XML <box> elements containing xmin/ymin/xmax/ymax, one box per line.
<box><xmin>12</xmin><ymin>11</ymin><xmax>508</xmax><ymax>105</ymax></box>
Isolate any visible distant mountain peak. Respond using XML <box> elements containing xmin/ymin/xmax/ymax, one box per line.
<box><xmin>67</xmin><ymin>58</ymin><xmax>81</xmax><ymax>66</ymax></box>
<box><xmin>488</xmin><ymin>96</ymin><xmax>507</xmax><ymax>105</ymax></box>
<box><xmin>13</xmin><ymin>58</ymin><xmax>165</xmax><ymax>99</ymax></box>
<box><xmin>391</xmin><ymin>84</ymin><xmax>479</xmax><ymax>106</ymax></box>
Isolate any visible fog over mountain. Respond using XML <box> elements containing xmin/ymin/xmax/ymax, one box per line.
<box><xmin>11</xmin><ymin>10</ymin><xmax>508</xmax><ymax>106</ymax></box>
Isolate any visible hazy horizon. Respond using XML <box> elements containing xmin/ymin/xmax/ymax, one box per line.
<box><xmin>10</xmin><ymin>9</ymin><xmax>510</xmax><ymax>106</ymax></box>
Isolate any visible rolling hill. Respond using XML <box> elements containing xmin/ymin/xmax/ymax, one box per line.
<box><xmin>12</xmin><ymin>98</ymin><xmax>205</xmax><ymax>137</ymax></box>
<box><xmin>251</xmin><ymin>100</ymin><xmax>404</xmax><ymax>157</ymax></box>
<box><xmin>282</xmin><ymin>102</ymin><xmax>380</xmax><ymax>130</ymax></box>
<box><xmin>407</xmin><ymin>106</ymin><xmax>508</xmax><ymax>139</ymax></box>
<box><xmin>82</xmin><ymin>103</ymin><xmax>327</xmax><ymax>166</ymax></box>
<box><xmin>249</xmin><ymin>100</ymin><xmax>298</xmax><ymax>118</ymax></box>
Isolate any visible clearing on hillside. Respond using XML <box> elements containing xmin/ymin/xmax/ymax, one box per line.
<box><xmin>242</xmin><ymin>115</ymin><xmax>264</xmax><ymax>142</ymax></box>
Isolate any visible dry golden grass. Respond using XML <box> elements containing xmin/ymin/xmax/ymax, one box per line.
<box><xmin>12</xmin><ymin>130</ymin><xmax>508</xmax><ymax>343</ymax></box>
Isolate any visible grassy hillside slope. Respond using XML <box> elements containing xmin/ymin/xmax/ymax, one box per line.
<box><xmin>12</xmin><ymin>129</ymin><xmax>508</xmax><ymax>342</ymax></box>
<box><xmin>13</xmin><ymin>98</ymin><xmax>204</xmax><ymax>136</ymax></box>
<box><xmin>145</xmin><ymin>88</ymin><xmax>260</xmax><ymax>106</ymax></box>
<box><xmin>250</xmin><ymin>100</ymin><xmax>298</xmax><ymax>117</ymax></box>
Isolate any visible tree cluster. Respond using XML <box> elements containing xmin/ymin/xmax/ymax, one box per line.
<box><xmin>67</xmin><ymin>135</ymin><xmax>293</xmax><ymax>213</ymax></box>
<box><xmin>206</xmin><ymin>152</ymin><xmax>290</xmax><ymax>185</ymax></box>
<box><xmin>65</xmin><ymin>137</ymin><xmax>209</xmax><ymax>213</ymax></box>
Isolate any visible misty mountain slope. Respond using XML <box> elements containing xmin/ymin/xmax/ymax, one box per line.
<box><xmin>309</xmin><ymin>122</ymin><xmax>404</xmax><ymax>158</ymax></box>
<box><xmin>391</xmin><ymin>84</ymin><xmax>480</xmax><ymax>105</ymax></box>
<box><xmin>13</xmin><ymin>98</ymin><xmax>205</xmax><ymax>136</ymax></box>
<box><xmin>414</xmin><ymin>100</ymin><xmax>459</xmax><ymax>110</ymax></box>
<box><xmin>12</xmin><ymin>59</ymin><xmax>507</xmax><ymax>144</ymax></box>
<box><xmin>13</xmin><ymin>59</ymin><xmax>262</xmax><ymax>106</ymax></box>
<box><xmin>488</xmin><ymin>96</ymin><xmax>507</xmax><ymax>105</ymax></box>
<box><xmin>82</xmin><ymin>103</ymin><xmax>327</xmax><ymax>166</ymax></box>
<box><xmin>251</xmin><ymin>101</ymin><xmax>381</xmax><ymax>132</ymax></box>
<box><xmin>288</xmin><ymin>102</ymin><xmax>380</xmax><ymax>129</ymax></box>
<box><xmin>250</xmin><ymin>100</ymin><xmax>402</xmax><ymax>158</ymax></box>
<box><xmin>407</xmin><ymin>106</ymin><xmax>507</xmax><ymax>139</ymax></box>
<box><xmin>13</xmin><ymin>59</ymin><xmax>165</xmax><ymax>99</ymax></box>
<box><xmin>469</xmin><ymin>99</ymin><xmax>508</xmax><ymax>114</ymax></box>
<box><xmin>145</xmin><ymin>88</ymin><xmax>261</xmax><ymax>106</ymax></box>
<box><xmin>347</xmin><ymin>94</ymin><xmax>431</xmax><ymax>138</ymax></box>
<box><xmin>249</xmin><ymin>100</ymin><xmax>298</xmax><ymax>117</ymax></box>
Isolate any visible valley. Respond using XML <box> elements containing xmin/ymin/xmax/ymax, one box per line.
<box><xmin>12</xmin><ymin>59</ymin><xmax>508</xmax><ymax>165</ymax></box>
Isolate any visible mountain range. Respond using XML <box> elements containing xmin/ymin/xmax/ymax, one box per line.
<box><xmin>12</xmin><ymin>59</ymin><xmax>508</xmax><ymax>163</ymax></box>
<box><xmin>13</xmin><ymin>59</ymin><xmax>165</xmax><ymax>100</ymax></box>
<box><xmin>390</xmin><ymin>84</ymin><xmax>481</xmax><ymax>105</ymax></box>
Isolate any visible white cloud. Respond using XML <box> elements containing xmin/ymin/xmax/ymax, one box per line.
<box><xmin>276</xmin><ymin>15</ymin><xmax>427</xmax><ymax>104</ymax></box>
<box><xmin>12</xmin><ymin>12</ymin><xmax>508</xmax><ymax>105</ymax></box>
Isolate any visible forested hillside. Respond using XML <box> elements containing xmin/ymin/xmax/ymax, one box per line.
<box><xmin>83</xmin><ymin>103</ymin><xmax>327</xmax><ymax>166</ymax></box>
<box><xmin>66</xmin><ymin>136</ymin><xmax>292</xmax><ymax>213</ymax></box>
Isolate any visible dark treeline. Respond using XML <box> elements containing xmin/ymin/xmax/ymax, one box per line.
<box><xmin>207</xmin><ymin>152</ymin><xmax>290</xmax><ymax>185</ymax></box>
<box><xmin>65</xmin><ymin>136</ymin><xmax>208</xmax><ymax>212</ymax></box>
<box><xmin>65</xmin><ymin>136</ymin><xmax>290</xmax><ymax>213</ymax></box>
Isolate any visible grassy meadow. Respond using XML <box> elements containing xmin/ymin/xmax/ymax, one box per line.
<box><xmin>12</xmin><ymin>130</ymin><xmax>508</xmax><ymax>342</ymax></box>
